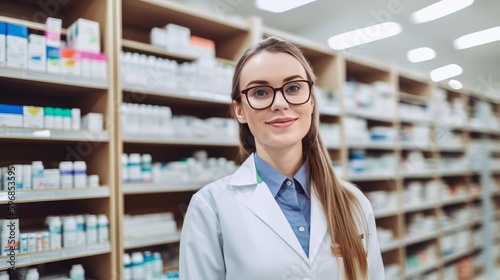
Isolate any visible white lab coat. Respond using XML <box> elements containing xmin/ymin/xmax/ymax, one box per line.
<box><xmin>179</xmin><ymin>154</ymin><xmax>385</xmax><ymax>280</ymax></box>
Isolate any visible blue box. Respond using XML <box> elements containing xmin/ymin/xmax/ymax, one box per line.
<box><xmin>0</xmin><ymin>104</ymin><xmax>23</xmax><ymax>127</ymax></box>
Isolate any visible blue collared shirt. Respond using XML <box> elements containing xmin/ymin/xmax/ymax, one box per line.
<box><xmin>254</xmin><ymin>153</ymin><xmax>311</xmax><ymax>256</ymax></box>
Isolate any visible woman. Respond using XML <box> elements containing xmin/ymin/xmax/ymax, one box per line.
<box><xmin>179</xmin><ymin>37</ymin><xmax>384</xmax><ymax>280</ymax></box>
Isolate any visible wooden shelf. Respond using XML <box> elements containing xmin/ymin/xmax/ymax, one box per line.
<box><xmin>123</xmin><ymin>182</ymin><xmax>206</xmax><ymax>194</ymax></box>
<box><xmin>349</xmin><ymin>172</ymin><xmax>399</xmax><ymax>182</ymax></box>
<box><xmin>318</xmin><ymin>106</ymin><xmax>341</xmax><ymax>117</ymax></box>
<box><xmin>380</xmin><ymin>240</ymin><xmax>402</xmax><ymax>253</ymax></box>
<box><xmin>0</xmin><ymin>243</ymin><xmax>111</xmax><ymax>269</ymax></box>
<box><xmin>405</xmin><ymin>262</ymin><xmax>440</xmax><ymax>278</ymax></box>
<box><xmin>0</xmin><ymin>15</ymin><xmax>68</xmax><ymax>34</ymax></box>
<box><xmin>345</xmin><ymin>109</ymin><xmax>396</xmax><ymax>123</ymax></box>
<box><xmin>400</xmin><ymin>170</ymin><xmax>436</xmax><ymax>179</ymax></box>
<box><xmin>440</xmin><ymin>169</ymin><xmax>471</xmax><ymax>177</ymax></box>
<box><xmin>0</xmin><ymin>127</ymin><xmax>109</xmax><ymax>142</ymax></box>
<box><xmin>441</xmin><ymin>196</ymin><xmax>469</xmax><ymax>206</ymax></box>
<box><xmin>405</xmin><ymin>231</ymin><xmax>439</xmax><ymax>246</ymax></box>
<box><xmin>441</xmin><ymin>222</ymin><xmax>471</xmax><ymax>234</ymax></box>
<box><xmin>122</xmin><ymin>39</ymin><xmax>197</xmax><ymax>61</ymax></box>
<box><xmin>123</xmin><ymin>232</ymin><xmax>180</xmax><ymax>249</ymax></box>
<box><xmin>348</xmin><ymin>141</ymin><xmax>397</xmax><ymax>150</ymax></box>
<box><xmin>404</xmin><ymin>201</ymin><xmax>438</xmax><ymax>213</ymax></box>
<box><xmin>122</xmin><ymin>84</ymin><xmax>231</xmax><ymax>105</ymax></box>
<box><xmin>0</xmin><ymin>66</ymin><xmax>108</xmax><ymax>89</ymax></box>
<box><xmin>400</xmin><ymin>142</ymin><xmax>435</xmax><ymax>151</ymax></box>
<box><xmin>374</xmin><ymin>208</ymin><xmax>401</xmax><ymax>219</ymax></box>
<box><xmin>0</xmin><ymin>187</ymin><xmax>110</xmax><ymax>204</ymax></box>
<box><xmin>122</xmin><ymin>133</ymin><xmax>238</xmax><ymax>146</ymax></box>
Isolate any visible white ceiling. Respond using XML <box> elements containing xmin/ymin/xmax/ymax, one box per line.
<box><xmin>180</xmin><ymin>0</ymin><xmax>500</xmax><ymax>96</ymax></box>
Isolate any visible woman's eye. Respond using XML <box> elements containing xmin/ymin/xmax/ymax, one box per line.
<box><xmin>252</xmin><ymin>89</ymin><xmax>269</xmax><ymax>97</ymax></box>
<box><xmin>286</xmin><ymin>84</ymin><xmax>300</xmax><ymax>93</ymax></box>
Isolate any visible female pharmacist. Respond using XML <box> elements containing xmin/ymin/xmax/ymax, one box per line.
<box><xmin>179</xmin><ymin>37</ymin><xmax>384</xmax><ymax>280</ymax></box>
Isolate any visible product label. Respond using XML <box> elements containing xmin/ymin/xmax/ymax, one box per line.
<box><xmin>0</xmin><ymin>113</ymin><xmax>23</xmax><ymax>127</ymax></box>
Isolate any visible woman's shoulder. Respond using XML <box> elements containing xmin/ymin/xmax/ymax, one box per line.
<box><xmin>189</xmin><ymin>175</ymin><xmax>233</xmax><ymax>211</ymax></box>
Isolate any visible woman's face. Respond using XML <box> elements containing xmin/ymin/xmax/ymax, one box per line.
<box><xmin>233</xmin><ymin>51</ymin><xmax>314</xmax><ymax>153</ymax></box>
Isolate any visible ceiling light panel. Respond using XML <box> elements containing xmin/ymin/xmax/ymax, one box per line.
<box><xmin>255</xmin><ymin>0</ymin><xmax>317</xmax><ymax>13</ymax></box>
<box><xmin>327</xmin><ymin>22</ymin><xmax>403</xmax><ymax>50</ymax></box>
<box><xmin>407</xmin><ymin>47</ymin><xmax>436</xmax><ymax>63</ymax></box>
<box><xmin>410</xmin><ymin>0</ymin><xmax>474</xmax><ymax>24</ymax></box>
<box><xmin>430</xmin><ymin>64</ymin><xmax>463</xmax><ymax>82</ymax></box>
<box><xmin>453</xmin><ymin>25</ymin><xmax>500</xmax><ymax>49</ymax></box>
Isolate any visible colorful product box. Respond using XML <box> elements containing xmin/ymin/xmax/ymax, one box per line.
<box><xmin>60</xmin><ymin>47</ymin><xmax>80</xmax><ymax>76</ymax></box>
<box><xmin>6</xmin><ymin>24</ymin><xmax>28</xmax><ymax>69</ymax></box>
<box><xmin>0</xmin><ymin>104</ymin><xmax>23</xmax><ymax>127</ymax></box>
<box><xmin>45</xmin><ymin>17</ymin><xmax>61</xmax><ymax>47</ymax></box>
<box><xmin>23</xmin><ymin>106</ymin><xmax>44</xmax><ymax>128</ymax></box>
<box><xmin>46</xmin><ymin>46</ymin><xmax>60</xmax><ymax>73</ymax></box>
<box><xmin>28</xmin><ymin>34</ymin><xmax>46</xmax><ymax>71</ymax></box>
<box><xmin>67</xmin><ymin>18</ymin><xmax>101</xmax><ymax>54</ymax></box>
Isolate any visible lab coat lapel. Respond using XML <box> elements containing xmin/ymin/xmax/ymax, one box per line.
<box><xmin>309</xmin><ymin>186</ymin><xmax>328</xmax><ymax>263</ymax></box>
<box><xmin>247</xmin><ymin>180</ymin><xmax>309</xmax><ymax>263</ymax></box>
<box><xmin>230</xmin><ymin>154</ymin><xmax>309</xmax><ymax>263</ymax></box>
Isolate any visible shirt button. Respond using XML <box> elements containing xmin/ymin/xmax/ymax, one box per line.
<box><xmin>299</xmin><ymin>226</ymin><xmax>305</xmax><ymax>232</ymax></box>
<box><xmin>286</xmin><ymin>180</ymin><xmax>292</xmax><ymax>186</ymax></box>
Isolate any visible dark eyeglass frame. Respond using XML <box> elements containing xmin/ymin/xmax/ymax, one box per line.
<box><xmin>235</xmin><ymin>79</ymin><xmax>314</xmax><ymax>110</ymax></box>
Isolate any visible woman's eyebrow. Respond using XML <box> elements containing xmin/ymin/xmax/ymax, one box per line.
<box><xmin>245</xmin><ymin>75</ymin><xmax>306</xmax><ymax>88</ymax></box>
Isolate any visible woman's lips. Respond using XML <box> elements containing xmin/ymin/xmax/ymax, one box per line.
<box><xmin>266</xmin><ymin>118</ymin><xmax>297</xmax><ymax>128</ymax></box>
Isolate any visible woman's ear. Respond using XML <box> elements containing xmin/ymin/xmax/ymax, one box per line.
<box><xmin>233</xmin><ymin>100</ymin><xmax>247</xmax><ymax>124</ymax></box>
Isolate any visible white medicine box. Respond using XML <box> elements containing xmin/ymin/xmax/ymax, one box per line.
<box><xmin>23</xmin><ymin>106</ymin><xmax>44</xmax><ymax>128</ymax></box>
<box><xmin>67</xmin><ymin>18</ymin><xmax>101</xmax><ymax>54</ymax></box>
<box><xmin>0</xmin><ymin>22</ymin><xmax>6</xmax><ymax>67</ymax></box>
<box><xmin>6</xmin><ymin>23</ymin><xmax>28</xmax><ymax>69</ymax></box>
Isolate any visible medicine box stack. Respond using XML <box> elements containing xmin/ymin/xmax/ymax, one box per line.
<box><xmin>0</xmin><ymin>161</ymin><xmax>100</xmax><ymax>190</ymax></box>
<box><xmin>0</xmin><ymin>103</ymin><xmax>103</xmax><ymax>131</ymax></box>
<box><xmin>0</xmin><ymin>18</ymin><xmax>107</xmax><ymax>80</ymax></box>
<box><xmin>150</xmin><ymin>23</ymin><xmax>215</xmax><ymax>60</ymax></box>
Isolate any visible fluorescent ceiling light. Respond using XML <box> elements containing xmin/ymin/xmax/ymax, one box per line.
<box><xmin>407</xmin><ymin>47</ymin><xmax>436</xmax><ymax>63</ymax></box>
<box><xmin>327</xmin><ymin>22</ymin><xmax>402</xmax><ymax>50</ymax></box>
<box><xmin>430</xmin><ymin>64</ymin><xmax>463</xmax><ymax>82</ymax></box>
<box><xmin>453</xmin><ymin>25</ymin><xmax>500</xmax><ymax>49</ymax></box>
<box><xmin>448</xmin><ymin>79</ymin><xmax>463</xmax><ymax>89</ymax></box>
<box><xmin>410</xmin><ymin>0</ymin><xmax>474</xmax><ymax>24</ymax></box>
<box><xmin>255</xmin><ymin>0</ymin><xmax>317</xmax><ymax>13</ymax></box>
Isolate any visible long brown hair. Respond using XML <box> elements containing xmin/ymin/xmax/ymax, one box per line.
<box><xmin>231</xmin><ymin>37</ymin><xmax>369</xmax><ymax>280</ymax></box>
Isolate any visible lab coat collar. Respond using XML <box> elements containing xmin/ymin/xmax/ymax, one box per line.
<box><xmin>229</xmin><ymin>153</ymin><xmax>328</xmax><ymax>264</ymax></box>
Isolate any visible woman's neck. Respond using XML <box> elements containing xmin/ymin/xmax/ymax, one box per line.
<box><xmin>256</xmin><ymin>144</ymin><xmax>303</xmax><ymax>178</ymax></box>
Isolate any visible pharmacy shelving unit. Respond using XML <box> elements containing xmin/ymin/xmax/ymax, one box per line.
<box><xmin>0</xmin><ymin>0</ymin><xmax>116</xmax><ymax>278</ymax></box>
<box><xmin>115</xmin><ymin>0</ymin><xmax>259</xmax><ymax>277</ymax></box>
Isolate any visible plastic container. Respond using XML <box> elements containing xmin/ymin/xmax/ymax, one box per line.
<box><xmin>97</xmin><ymin>214</ymin><xmax>109</xmax><ymax>243</ymax></box>
<box><xmin>141</xmin><ymin>154</ymin><xmax>152</xmax><ymax>183</ymax></box>
<box><xmin>75</xmin><ymin>215</ymin><xmax>86</xmax><ymax>245</ymax></box>
<box><xmin>70</xmin><ymin>264</ymin><xmax>85</xmax><ymax>280</ymax></box>
<box><xmin>31</xmin><ymin>161</ymin><xmax>44</xmax><ymax>189</ymax></box>
<box><xmin>46</xmin><ymin>216</ymin><xmax>62</xmax><ymax>249</ymax></box>
<box><xmin>122</xmin><ymin>153</ymin><xmax>129</xmax><ymax>183</ymax></box>
<box><xmin>128</xmin><ymin>153</ymin><xmax>141</xmax><ymax>183</ymax></box>
<box><xmin>63</xmin><ymin>216</ymin><xmax>77</xmax><ymax>247</ymax></box>
<box><xmin>85</xmin><ymin>214</ymin><xmax>97</xmax><ymax>244</ymax></box>
<box><xmin>131</xmin><ymin>251</ymin><xmax>145</xmax><ymax>280</ymax></box>
<box><xmin>73</xmin><ymin>161</ymin><xmax>87</xmax><ymax>188</ymax></box>
<box><xmin>59</xmin><ymin>161</ymin><xmax>74</xmax><ymax>188</ymax></box>
<box><xmin>124</xmin><ymin>253</ymin><xmax>132</xmax><ymax>280</ymax></box>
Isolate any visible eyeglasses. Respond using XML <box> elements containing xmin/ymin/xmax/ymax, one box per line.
<box><xmin>237</xmin><ymin>80</ymin><xmax>314</xmax><ymax>110</ymax></box>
